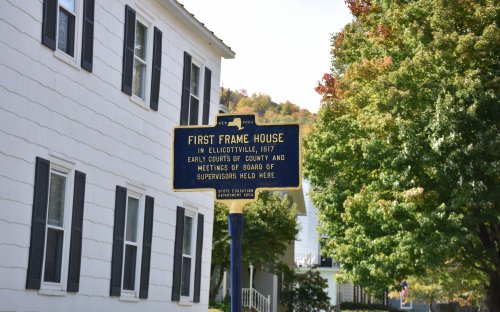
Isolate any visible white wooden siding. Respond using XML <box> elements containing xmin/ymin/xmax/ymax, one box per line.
<box><xmin>0</xmin><ymin>0</ymin><xmax>224</xmax><ymax>311</ymax></box>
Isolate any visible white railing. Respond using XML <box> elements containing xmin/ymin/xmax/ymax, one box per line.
<box><xmin>242</xmin><ymin>288</ymin><xmax>270</xmax><ymax>312</ymax></box>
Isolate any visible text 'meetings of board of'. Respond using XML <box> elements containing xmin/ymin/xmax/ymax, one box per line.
<box><xmin>172</xmin><ymin>114</ymin><xmax>301</xmax><ymax>200</ymax></box>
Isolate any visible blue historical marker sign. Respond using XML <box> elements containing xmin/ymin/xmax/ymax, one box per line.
<box><xmin>173</xmin><ymin>114</ymin><xmax>301</xmax><ymax>200</ymax></box>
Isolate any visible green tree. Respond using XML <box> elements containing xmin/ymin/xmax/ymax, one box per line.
<box><xmin>280</xmin><ymin>101</ymin><xmax>301</xmax><ymax>116</ymax></box>
<box><xmin>209</xmin><ymin>191</ymin><xmax>299</xmax><ymax>304</ymax></box>
<box><xmin>281</xmin><ymin>267</ymin><xmax>334</xmax><ymax>312</ymax></box>
<box><xmin>303</xmin><ymin>0</ymin><xmax>499</xmax><ymax>310</ymax></box>
<box><xmin>235</xmin><ymin>93</ymin><xmax>278</xmax><ymax>117</ymax></box>
<box><xmin>222</xmin><ymin>88</ymin><xmax>315</xmax><ymax>126</ymax></box>
<box><xmin>220</xmin><ymin>87</ymin><xmax>247</xmax><ymax>111</ymax></box>
<box><xmin>388</xmin><ymin>266</ymin><xmax>486</xmax><ymax>311</ymax></box>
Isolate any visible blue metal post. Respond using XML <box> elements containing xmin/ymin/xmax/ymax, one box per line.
<box><xmin>229</xmin><ymin>213</ymin><xmax>243</xmax><ymax>312</ymax></box>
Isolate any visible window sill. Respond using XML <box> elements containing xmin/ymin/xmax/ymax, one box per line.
<box><xmin>38</xmin><ymin>289</ymin><xmax>67</xmax><ymax>297</ymax></box>
<box><xmin>54</xmin><ymin>49</ymin><xmax>81</xmax><ymax>71</ymax></box>
<box><xmin>130</xmin><ymin>94</ymin><xmax>151</xmax><ymax>111</ymax></box>
<box><xmin>177</xmin><ymin>299</ymin><xmax>193</xmax><ymax>306</ymax></box>
<box><xmin>119</xmin><ymin>294</ymin><xmax>139</xmax><ymax>302</ymax></box>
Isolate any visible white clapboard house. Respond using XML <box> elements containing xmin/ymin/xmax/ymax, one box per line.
<box><xmin>0</xmin><ymin>0</ymin><xmax>234</xmax><ymax>311</ymax></box>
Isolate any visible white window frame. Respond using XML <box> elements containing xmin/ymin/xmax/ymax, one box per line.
<box><xmin>40</xmin><ymin>162</ymin><xmax>74</xmax><ymax>292</ymax></box>
<box><xmin>130</xmin><ymin>9</ymin><xmax>154</xmax><ymax>108</ymax></box>
<box><xmin>120</xmin><ymin>188</ymin><xmax>144</xmax><ymax>299</ymax></box>
<box><xmin>180</xmin><ymin>207</ymin><xmax>198</xmax><ymax>302</ymax></box>
<box><xmin>188</xmin><ymin>59</ymin><xmax>203</xmax><ymax>125</ymax></box>
<box><xmin>190</xmin><ymin>62</ymin><xmax>201</xmax><ymax>100</ymax></box>
<box><xmin>54</xmin><ymin>0</ymin><xmax>83</xmax><ymax>68</ymax></box>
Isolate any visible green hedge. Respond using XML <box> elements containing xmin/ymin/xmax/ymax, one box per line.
<box><xmin>340</xmin><ymin>302</ymin><xmax>401</xmax><ymax>312</ymax></box>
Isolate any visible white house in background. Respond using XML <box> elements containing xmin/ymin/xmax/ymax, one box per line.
<box><xmin>212</xmin><ymin>188</ymin><xmax>306</xmax><ymax>312</ymax></box>
<box><xmin>295</xmin><ymin>179</ymin><xmax>356</xmax><ymax>306</ymax></box>
<box><xmin>0</xmin><ymin>0</ymin><xmax>234</xmax><ymax>311</ymax></box>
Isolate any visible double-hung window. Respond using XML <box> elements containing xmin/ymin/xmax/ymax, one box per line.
<box><xmin>180</xmin><ymin>53</ymin><xmax>212</xmax><ymax>125</ymax></box>
<box><xmin>172</xmin><ymin>206</ymin><xmax>204</xmax><ymax>303</ymax></box>
<box><xmin>121</xmin><ymin>5</ymin><xmax>163</xmax><ymax>111</ymax></box>
<box><xmin>43</xmin><ymin>169</ymin><xmax>68</xmax><ymax>284</ymax></box>
<box><xmin>123</xmin><ymin>195</ymin><xmax>140</xmax><ymax>292</ymax></box>
<box><xmin>26</xmin><ymin>157</ymin><xmax>86</xmax><ymax>293</ymax></box>
<box><xmin>57</xmin><ymin>0</ymin><xmax>76</xmax><ymax>56</ymax></box>
<box><xmin>180</xmin><ymin>213</ymin><xmax>194</xmax><ymax>297</ymax></box>
<box><xmin>132</xmin><ymin>21</ymin><xmax>148</xmax><ymax>100</ymax></box>
<box><xmin>110</xmin><ymin>186</ymin><xmax>154</xmax><ymax>299</ymax></box>
<box><xmin>41</xmin><ymin>0</ymin><xmax>95</xmax><ymax>71</ymax></box>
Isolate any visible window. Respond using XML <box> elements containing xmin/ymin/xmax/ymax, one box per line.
<box><xmin>110</xmin><ymin>186</ymin><xmax>154</xmax><ymax>299</ymax></box>
<box><xmin>121</xmin><ymin>5</ymin><xmax>163</xmax><ymax>111</ymax></box>
<box><xmin>41</xmin><ymin>0</ymin><xmax>94</xmax><ymax>71</ymax></box>
<box><xmin>26</xmin><ymin>157</ymin><xmax>86</xmax><ymax>292</ymax></box>
<box><xmin>43</xmin><ymin>170</ymin><xmax>68</xmax><ymax>284</ymax></box>
<box><xmin>123</xmin><ymin>196</ymin><xmax>140</xmax><ymax>291</ymax></box>
<box><xmin>132</xmin><ymin>21</ymin><xmax>148</xmax><ymax>99</ymax></box>
<box><xmin>180</xmin><ymin>53</ymin><xmax>212</xmax><ymax>125</ymax></box>
<box><xmin>57</xmin><ymin>0</ymin><xmax>76</xmax><ymax>56</ymax></box>
<box><xmin>190</xmin><ymin>64</ymin><xmax>200</xmax><ymax>100</ymax></box>
<box><xmin>180</xmin><ymin>214</ymin><xmax>194</xmax><ymax>297</ymax></box>
<box><xmin>172</xmin><ymin>206</ymin><xmax>204</xmax><ymax>303</ymax></box>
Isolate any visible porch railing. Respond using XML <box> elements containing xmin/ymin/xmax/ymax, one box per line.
<box><xmin>242</xmin><ymin>288</ymin><xmax>270</xmax><ymax>312</ymax></box>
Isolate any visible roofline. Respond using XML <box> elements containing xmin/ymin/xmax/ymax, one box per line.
<box><xmin>159</xmin><ymin>0</ymin><xmax>236</xmax><ymax>59</ymax></box>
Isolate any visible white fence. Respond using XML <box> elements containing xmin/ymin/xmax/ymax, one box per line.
<box><xmin>242</xmin><ymin>288</ymin><xmax>270</xmax><ymax>312</ymax></box>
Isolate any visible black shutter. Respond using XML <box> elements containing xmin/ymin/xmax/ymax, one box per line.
<box><xmin>81</xmin><ymin>0</ymin><xmax>95</xmax><ymax>72</ymax></box>
<box><xmin>26</xmin><ymin>157</ymin><xmax>50</xmax><ymax>290</ymax></box>
<box><xmin>121</xmin><ymin>5</ymin><xmax>136</xmax><ymax>95</ymax></box>
<box><xmin>41</xmin><ymin>0</ymin><xmax>57</xmax><ymax>50</ymax></box>
<box><xmin>180</xmin><ymin>52</ymin><xmax>192</xmax><ymax>125</ymax></box>
<box><xmin>189</xmin><ymin>96</ymin><xmax>199</xmax><ymax>125</ymax></box>
<box><xmin>193</xmin><ymin>213</ymin><xmax>204</xmax><ymax>303</ymax></box>
<box><xmin>202</xmin><ymin>68</ymin><xmax>212</xmax><ymax>125</ymax></box>
<box><xmin>67</xmin><ymin>170</ymin><xmax>86</xmax><ymax>292</ymax></box>
<box><xmin>139</xmin><ymin>196</ymin><xmax>154</xmax><ymax>299</ymax></box>
<box><xmin>171</xmin><ymin>206</ymin><xmax>185</xmax><ymax>301</ymax></box>
<box><xmin>150</xmin><ymin>28</ymin><xmax>162</xmax><ymax>111</ymax></box>
<box><xmin>110</xmin><ymin>186</ymin><xmax>127</xmax><ymax>296</ymax></box>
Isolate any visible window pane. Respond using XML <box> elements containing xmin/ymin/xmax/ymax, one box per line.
<box><xmin>59</xmin><ymin>0</ymin><xmax>75</xmax><ymax>12</ymax></box>
<box><xmin>180</xmin><ymin>256</ymin><xmax>191</xmax><ymax>296</ymax></box>
<box><xmin>125</xmin><ymin>197</ymin><xmax>139</xmax><ymax>242</ymax></box>
<box><xmin>44</xmin><ymin>228</ymin><xmax>64</xmax><ymax>283</ymax></box>
<box><xmin>48</xmin><ymin>172</ymin><xmax>66</xmax><ymax>227</ymax></box>
<box><xmin>132</xmin><ymin>61</ymin><xmax>146</xmax><ymax>99</ymax></box>
<box><xmin>135</xmin><ymin>22</ymin><xmax>147</xmax><ymax>60</ymax></box>
<box><xmin>190</xmin><ymin>64</ymin><xmax>200</xmax><ymax>97</ymax></box>
<box><xmin>58</xmin><ymin>8</ymin><xmax>75</xmax><ymax>56</ymax></box>
<box><xmin>182</xmin><ymin>216</ymin><xmax>193</xmax><ymax>255</ymax></box>
<box><xmin>123</xmin><ymin>244</ymin><xmax>137</xmax><ymax>290</ymax></box>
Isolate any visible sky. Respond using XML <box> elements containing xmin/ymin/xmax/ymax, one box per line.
<box><xmin>179</xmin><ymin>0</ymin><xmax>353</xmax><ymax>113</ymax></box>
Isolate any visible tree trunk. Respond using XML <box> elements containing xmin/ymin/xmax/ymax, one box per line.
<box><xmin>486</xmin><ymin>274</ymin><xmax>500</xmax><ymax>312</ymax></box>
<box><xmin>429</xmin><ymin>295</ymin><xmax>435</xmax><ymax>312</ymax></box>
<box><xmin>209</xmin><ymin>266</ymin><xmax>225</xmax><ymax>305</ymax></box>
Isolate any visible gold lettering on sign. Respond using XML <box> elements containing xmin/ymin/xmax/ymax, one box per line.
<box><xmin>218</xmin><ymin>134</ymin><xmax>249</xmax><ymax>144</ymax></box>
<box><xmin>253</xmin><ymin>133</ymin><xmax>284</xmax><ymax>143</ymax></box>
<box><xmin>188</xmin><ymin>135</ymin><xmax>215</xmax><ymax>145</ymax></box>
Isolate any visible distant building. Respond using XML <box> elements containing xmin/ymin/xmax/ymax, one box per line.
<box><xmin>0</xmin><ymin>0</ymin><xmax>234</xmax><ymax>311</ymax></box>
<box><xmin>296</xmin><ymin>179</ymin><xmax>365</xmax><ymax>306</ymax></box>
<box><xmin>219</xmin><ymin>103</ymin><xmax>230</xmax><ymax>114</ymax></box>
<box><xmin>212</xmin><ymin>189</ymin><xmax>306</xmax><ymax>312</ymax></box>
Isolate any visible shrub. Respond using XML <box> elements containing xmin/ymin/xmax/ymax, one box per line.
<box><xmin>340</xmin><ymin>301</ymin><xmax>400</xmax><ymax>312</ymax></box>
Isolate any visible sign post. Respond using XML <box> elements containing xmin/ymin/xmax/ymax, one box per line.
<box><xmin>229</xmin><ymin>209</ymin><xmax>243</xmax><ymax>311</ymax></box>
<box><xmin>173</xmin><ymin>114</ymin><xmax>301</xmax><ymax>312</ymax></box>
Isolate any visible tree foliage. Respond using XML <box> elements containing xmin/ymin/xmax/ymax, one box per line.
<box><xmin>388</xmin><ymin>266</ymin><xmax>485</xmax><ymax>311</ymax></box>
<box><xmin>281</xmin><ymin>267</ymin><xmax>334</xmax><ymax>312</ymax></box>
<box><xmin>220</xmin><ymin>87</ymin><xmax>316</xmax><ymax>127</ymax></box>
<box><xmin>209</xmin><ymin>191</ymin><xmax>299</xmax><ymax>304</ymax></box>
<box><xmin>304</xmin><ymin>0</ymin><xmax>499</xmax><ymax>310</ymax></box>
